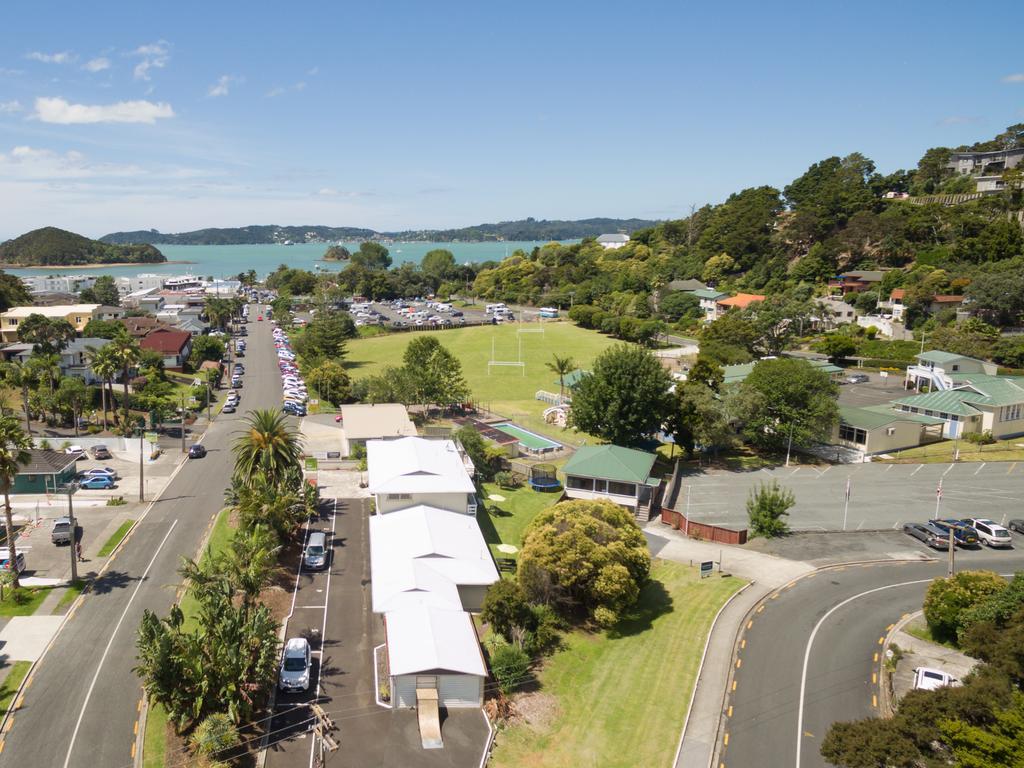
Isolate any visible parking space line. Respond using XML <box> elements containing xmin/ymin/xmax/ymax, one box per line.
<box><xmin>818</xmin><ymin>466</ymin><xmax>832</xmax><ymax>476</ymax></box>
<box><xmin>885</xmin><ymin>465</ymin><xmax>893</xmax><ymax>473</ymax></box>
<box><xmin>1009</xmin><ymin>463</ymin><xmax>1017</xmax><ymax>475</ymax></box>
<box><xmin>942</xmin><ymin>463</ymin><xmax>955</xmax><ymax>477</ymax></box>
<box><xmin>975</xmin><ymin>463</ymin><xmax>986</xmax><ymax>475</ymax></box>
<box><xmin>790</xmin><ymin>468</ymin><xmax>800</xmax><ymax>476</ymax></box>
<box><xmin>910</xmin><ymin>465</ymin><xmax>923</xmax><ymax>476</ymax></box>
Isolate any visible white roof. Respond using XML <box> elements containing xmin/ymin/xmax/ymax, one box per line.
<box><xmin>1</xmin><ymin>304</ymin><xmax>101</xmax><ymax>318</ymax></box>
<box><xmin>596</xmin><ymin>233</ymin><xmax>629</xmax><ymax>243</ymax></box>
<box><xmin>385</xmin><ymin>604</ymin><xmax>486</xmax><ymax>676</ymax></box>
<box><xmin>340</xmin><ymin>403</ymin><xmax>416</xmax><ymax>440</ymax></box>
<box><xmin>370</xmin><ymin>505</ymin><xmax>499</xmax><ymax>613</ymax></box>
<box><xmin>367</xmin><ymin>437</ymin><xmax>474</xmax><ymax>494</ymax></box>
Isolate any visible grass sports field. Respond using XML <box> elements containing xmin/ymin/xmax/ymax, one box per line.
<box><xmin>344</xmin><ymin>322</ymin><xmax>620</xmax><ymax>445</ymax></box>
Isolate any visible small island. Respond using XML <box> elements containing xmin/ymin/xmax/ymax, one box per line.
<box><xmin>322</xmin><ymin>245</ymin><xmax>351</xmax><ymax>261</ymax></box>
<box><xmin>0</xmin><ymin>226</ymin><xmax>166</xmax><ymax>267</ymax></box>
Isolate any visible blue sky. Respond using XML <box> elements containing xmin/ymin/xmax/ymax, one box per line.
<box><xmin>1</xmin><ymin>0</ymin><xmax>1022</xmax><ymax>238</ymax></box>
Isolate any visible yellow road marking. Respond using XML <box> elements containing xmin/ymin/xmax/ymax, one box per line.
<box><xmin>0</xmin><ymin>738</ymin><xmax>4</xmax><ymax>753</ymax></box>
<box><xmin>804</xmin><ymin>731</ymin><xmax>814</xmax><ymax>738</ymax></box>
<box><xmin>137</xmin><ymin>698</ymin><xmax>143</xmax><ymax>712</ymax></box>
<box><xmin>886</xmin><ymin>623</ymin><xmax>894</xmax><ymax>631</ymax></box>
<box><xmin>732</xmin><ymin>680</ymin><xmax>737</xmax><ymax>691</ymax></box>
<box><xmin>770</xmin><ymin>592</ymin><xmax>780</xmax><ymax>599</ymax></box>
<box><xmin>15</xmin><ymin>695</ymin><xmax>23</xmax><ymax>710</ymax></box>
<box><xmin>874</xmin><ymin>652</ymin><xmax>879</xmax><ymax>663</ymax></box>
<box><xmin>746</xmin><ymin>620</ymin><xmax>753</xmax><ymax>630</ymax></box>
<box><xmin>131</xmin><ymin>741</ymin><xmax>136</xmax><ymax>759</ymax></box>
<box><xmin>872</xmin><ymin>672</ymin><xmax>877</xmax><ymax>684</ymax></box>
<box><xmin>872</xmin><ymin>694</ymin><xmax>878</xmax><ymax>708</ymax></box>
<box><xmin>756</xmin><ymin>605</ymin><xmax>764</xmax><ymax>614</ymax></box>
<box><xmin>736</xmin><ymin>658</ymin><xmax>742</xmax><ymax>669</ymax></box>
<box><xmin>878</xmin><ymin>636</ymin><xmax>885</xmax><ymax>645</ymax></box>
<box><xmin>723</xmin><ymin>733</ymin><xmax>729</xmax><ymax>746</ymax></box>
<box><xmin>133</xmin><ymin>720</ymin><xmax>138</xmax><ymax>735</ymax></box>
<box><xmin>741</xmin><ymin>639</ymin><xmax>746</xmax><ymax>649</ymax></box>
<box><xmin>727</xmin><ymin>705</ymin><xmax>733</xmax><ymax>717</ymax></box>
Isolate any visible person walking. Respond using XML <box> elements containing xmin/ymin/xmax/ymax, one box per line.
<box><xmin>75</xmin><ymin>541</ymin><xmax>84</xmax><ymax>562</ymax></box>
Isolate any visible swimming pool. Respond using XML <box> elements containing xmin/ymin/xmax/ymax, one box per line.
<box><xmin>493</xmin><ymin>423</ymin><xmax>562</xmax><ymax>454</ymax></box>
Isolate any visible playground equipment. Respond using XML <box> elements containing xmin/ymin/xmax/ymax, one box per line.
<box><xmin>543</xmin><ymin>404</ymin><xmax>569</xmax><ymax>427</ymax></box>
<box><xmin>529</xmin><ymin>463</ymin><xmax>562</xmax><ymax>492</ymax></box>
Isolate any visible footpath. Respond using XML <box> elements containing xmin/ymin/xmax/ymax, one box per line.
<box><xmin>643</xmin><ymin>524</ymin><xmax>814</xmax><ymax>768</ymax></box>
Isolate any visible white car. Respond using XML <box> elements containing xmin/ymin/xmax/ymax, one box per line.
<box><xmin>279</xmin><ymin>637</ymin><xmax>312</xmax><ymax>692</ymax></box>
<box><xmin>913</xmin><ymin>667</ymin><xmax>958</xmax><ymax>691</ymax></box>
<box><xmin>967</xmin><ymin>518</ymin><xmax>1013</xmax><ymax>548</ymax></box>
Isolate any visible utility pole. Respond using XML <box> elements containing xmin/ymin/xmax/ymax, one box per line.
<box><xmin>138</xmin><ymin>420</ymin><xmax>145</xmax><ymax>502</ymax></box>
<box><xmin>180</xmin><ymin>394</ymin><xmax>187</xmax><ymax>453</ymax></box>
<box><xmin>65</xmin><ymin>483</ymin><xmax>78</xmax><ymax>582</ymax></box>
<box><xmin>310</xmin><ymin>703</ymin><xmax>338</xmax><ymax>767</ymax></box>
<box><xmin>785</xmin><ymin>420</ymin><xmax>796</xmax><ymax>467</ymax></box>
<box><xmin>842</xmin><ymin>477</ymin><xmax>851</xmax><ymax>531</ymax></box>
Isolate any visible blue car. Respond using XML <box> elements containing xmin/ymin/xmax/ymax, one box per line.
<box><xmin>80</xmin><ymin>475</ymin><xmax>115</xmax><ymax>490</ymax></box>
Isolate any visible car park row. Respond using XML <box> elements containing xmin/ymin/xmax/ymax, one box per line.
<box><xmin>274</xmin><ymin>324</ymin><xmax>308</xmax><ymax>417</ymax></box>
<box><xmin>903</xmin><ymin>517</ymin><xmax>1019</xmax><ymax>550</ymax></box>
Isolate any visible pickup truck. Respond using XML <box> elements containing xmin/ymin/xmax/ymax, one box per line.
<box><xmin>51</xmin><ymin>516</ymin><xmax>73</xmax><ymax>545</ymax></box>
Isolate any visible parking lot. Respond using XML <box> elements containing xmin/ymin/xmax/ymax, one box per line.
<box><xmin>837</xmin><ymin>370</ymin><xmax>909</xmax><ymax>408</ymax></box>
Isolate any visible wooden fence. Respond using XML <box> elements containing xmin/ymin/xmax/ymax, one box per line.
<box><xmin>659</xmin><ymin>508</ymin><xmax>748</xmax><ymax>545</ymax></box>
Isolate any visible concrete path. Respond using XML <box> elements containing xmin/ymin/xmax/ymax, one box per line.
<box><xmin>0</xmin><ymin>616</ymin><xmax>64</xmax><ymax>662</ymax></box>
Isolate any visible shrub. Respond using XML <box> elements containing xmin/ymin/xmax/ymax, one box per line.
<box><xmin>923</xmin><ymin>570</ymin><xmax>1006</xmax><ymax>641</ymax></box>
<box><xmin>494</xmin><ymin>470</ymin><xmax>521</xmax><ymax>489</ymax></box>
<box><xmin>106</xmin><ymin>496</ymin><xmax>126</xmax><ymax>506</ymax></box>
<box><xmin>481</xmin><ymin>580</ymin><xmax>534</xmax><ymax>641</ymax></box>
<box><xmin>10</xmin><ymin>587</ymin><xmax>32</xmax><ymax>605</ymax></box>
<box><xmin>489</xmin><ymin>642</ymin><xmax>531</xmax><ymax>695</ymax></box>
<box><xmin>523</xmin><ymin>604</ymin><xmax>562</xmax><ymax>656</ymax></box>
<box><xmin>191</xmin><ymin>712</ymin><xmax>240</xmax><ymax>757</ymax></box>
<box><xmin>964</xmin><ymin>430</ymin><xmax>996</xmax><ymax>445</ymax></box>
<box><xmin>746</xmin><ymin>480</ymin><xmax>795</xmax><ymax>537</ymax></box>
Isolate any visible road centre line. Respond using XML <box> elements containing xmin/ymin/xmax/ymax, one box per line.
<box><xmin>794</xmin><ymin>578</ymin><xmax>933</xmax><ymax>768</ymax></box>
<box><xmin>62</xmin><ymin>520</ymin><xmax>179</xmax><ymax>768</ymax></box>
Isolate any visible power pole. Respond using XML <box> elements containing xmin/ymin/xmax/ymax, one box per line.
<box><xmin>310</xmin><ymin>703</ymin><xmax>338</xmax><ymax>767</ymax></box>
<box><xmin>66</xmin><ymin>484</ymin><xmax>78</xmax><ymax>582</ymax></box>
<box><xmin>180</xmin><ymin>394</ymin><xmax>187</xmax><ymax>453</ymax></box>
<box><xmin>138</xmin><ymin>421</ymin><xmax>145</xmax><ymax>502</ymax></box>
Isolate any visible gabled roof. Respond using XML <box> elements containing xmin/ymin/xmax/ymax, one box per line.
<box><xmin>692</xmin><ymin>288</ymin><xmax>729</xmax><ymax>301</ymax></box>
<box><xmin>385</xmin><ymin>604</ymin><xmax>486</xmax><ymax>676</ymax></box>
<box><xmin>839</xmin><ymin>270</ymin><xmax>884</xmax><ymax>281</ymax></box>
<box><xmin>839</xmin><ymin>405</ymin><xmax>945</xmax><ymax>430</ymax></box>
<box><xmin>916</xmin><ymin>350</ymin><xmax>978</xmax><ymax>365</ymax></box>
<box><xmin>893</xmin><ymin>389</ymin><xmax>988</xmax><ymax>417</ymax></box>
<box><xmin>666</xmin><ymin>279</ymin><xmax>708</xmax><ymax>292</ymax></box>
<box><xmin>596</xmin><ymin>233</ymin><xmax>629</xmax><ymax>243</ymax></box>
<box><xmin>563</xmin><ymin>444</ymin><xmax>657</xmax><ymax>485</ymax></box>
<box><xmin>890</xmin><ymin>289</ymin><xmax>906</xmax><ymax>300</ymax></box>
<box><xmin>340</xmin><ymin>403</ymin><xmax>416</xmax><ymax>440</ymax></box>
<box><xmin>367</xmin><ymin>437</ymin><xmax>475</xmax><ymax>494</ymax></box>
<box><xmin>0</xmin><ymin>304</ymin><xmax>101</xmax><ymax>319</ymax></box>
<box><xmin>722</xmin><ymin>358</ymin><xmax>841</xmax><ymax>385</ymax></box>
<box><xmin>717</xmin><ymin>293</ymin><xmax>765</xmax><ymax>309</ymax></box>
<box><xmin>140</xmin><ymin>328</ymin><xmax>191</xmax><ymax>355</ymax></box>
<box><xmin>20</xmin><ymin>449</ymin><xmax>78</xmax><ymax>476</ymax></box>
<box><xmin>950</xmin><ymin>374</ymin><xmax>1024</xmax><ymax>407</ymax></box>
<box><xmin>931</xmin><ymin>295</ymin><xmax>964</xmax><ymax>304</ymax></box>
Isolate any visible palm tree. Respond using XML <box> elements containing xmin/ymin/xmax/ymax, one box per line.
<box><xmin>108</xmin><ymin>333</ymin><xmax>141</xmax><ymax>430</ymax></box>
<box><xmin>545</xmin><ymin>353</ymin><xmax>577</xmax><ymax>403</ymax></box>
<box><xmin>205</xmin><ymin>298</ymin><xmax>232</xmax><ymax>332</ymax></box>
<box><xmin>1</xmin><ymin>361</ymin><xmax>36</xmax><ymax>436</ymax></box>
<box><xmin>232</xmin><ymin>410</ymin><xmax>302</xmax><ymax>488</ymax></box>
<box><xmin>86</xmin><ymin>345</ymin><xmax>119</xmax><ymax>431</ymax></box>
<box><xmin>0</xmin><ymin>417</ymin><xmax>33</xmax><ymax>589</ymax></box>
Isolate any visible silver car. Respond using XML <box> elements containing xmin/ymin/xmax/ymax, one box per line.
<box><xmin>279</xmin><ymin>637</ymin><xmax>311</xmax><ymax>692</ymax></box>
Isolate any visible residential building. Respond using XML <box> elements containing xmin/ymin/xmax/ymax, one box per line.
<box><xmin>139</xmin><ymin>328</ymin><xmax>193</xmax><ymax>370</ymax></box>
<box><xmin>663</xmin><ymin>279</ymin><xmax>708</xmax><ymax>293</ymax></box>
<box><xmin>721</xmin><ymin>358</ymin><xmax>842</xmax><ymax>387</ymax></box>
<box><xmin>562</xmin><ymin>444</ymin><xmax>659</xmax><ymax>511</ymax></box>
<box><xmin>12</xmin><ymin>449</ymin><xmax>79</xmax><ymax>494</ymax></box>
<box><xmin>716</xmin><ymin>293</ymin><xmax>765</xmax><ymax>316</ymax></box>
<box><xmin>828</xmin><ymin>270</ymin><xmax>885</xmax><ymax>296</ymax></box>
<box><xmin>116</xmin><ymin>274</ymin><xmax>167</xmax><ymax>295</ymax></box>
<box><xmin>831</xmin><ymin>405</ymin><xmax>945</xmax><ymax>455</ymax></box>
<box><xmin>928</xmin><ymin>295</ymin><xmax>965</xmax><ymax>314</ymax></box>
<box><xmin>692</xmin><ymin>288</ymin><xmax>729</xmax><ymax>321</ymax></box>
<box><xmin>596</xmin><ymin>233</ymin><xmax>630</xmax><ymax>250</ymax></box>
<box><xmin>947</xmin><ymin>148</ymin><xmax>1024</xmax><ymax>177</ymax></box>
<box><xmin>0</xmin><ymin>304</ymin><xmax>125</xmax><ymax>343</ymax></box>
<box><xmin>19</xmin><ymin>275</ymin><xmax>97</xmax><ymax>294</ymax></box>
<box><xmin>904</xmin><ymin>351</ymin><xmax>996</xmax><ymax>391</ymax></box>
<box><xmin>338</xmin><ymin>403</ymin><xmax>417</xmax><ymax>456</ymax></box>
<box><xmin>367</xmin><ymin>437</ymin><xmax>476</xmax><ymax>515</ymax></box>
<box><xmin>812</xmin><ymin>296</ymin><xmax>856</xmax><ymax>329</ymax></box>
<box><xmin>122</xmin><ymin>291</ymin><xmax>165</xmax><ymax>313</ymax></box>
<box><xmin>886</xmin><ymin>290</ymin><xmax>965</xmax><ymax>321</ymax></box>
<box><xmin>118</xmin><ymin>316</ymin><xmax>177</xmax><ymax>339</ymax></box>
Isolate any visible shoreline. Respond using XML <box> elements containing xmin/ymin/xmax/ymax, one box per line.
<box><xmin>0</xmin><ymin>260</ymin><xmax>194</xmax><ymax>270</ymax></box>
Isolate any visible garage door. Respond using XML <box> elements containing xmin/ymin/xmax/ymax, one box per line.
<box><xmin>438</xmin><ymin>674</ymin><xmax>482</xmax><ymax>708</ymax></box>
<box><xmin>393</xmin><ymin>675</ymin><xmax>417</xmax><ymax>709</ymax></box>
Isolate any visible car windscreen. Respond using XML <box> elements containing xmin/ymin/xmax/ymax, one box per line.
<box><xmin>283</xmin><ymin>655</ymin><xmax>306</xmax><ymax>671</ymax></box>
<box><xmin>306</xmin><ymin>546</ymin><xmax>324</xmax><ymax>557</ymax></box>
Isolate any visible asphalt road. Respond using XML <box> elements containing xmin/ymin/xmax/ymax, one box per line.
<box><xmin>680</xmin><ymin>461</ymin><xmax>1024</xmax><ymax>532</ymax></box>
<box><xmin>722</xmin><ymin>542</ymin><xmax>1024</xmax><ymax>768</ymax></box>
<box><xmin>0</xmin><ymin>306</ymin><xmax>282</xmax><ymax>768</ymax></box>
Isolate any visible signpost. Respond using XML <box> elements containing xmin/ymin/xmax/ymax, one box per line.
<box><xmin>304</xmin><ymin>457</ymin><xmax>319</xmax><ymax>472</ymax></box>
<box><xmin>700</xmin><ymin>560</ymin><xmax>714</xmax><ymax>579</ymax></box>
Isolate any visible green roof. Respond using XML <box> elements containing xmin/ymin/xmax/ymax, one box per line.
<box><xmin>556</xmin><ymin>369</ymin><xmax>588</xmax><ymax>389</ymax></box>
<box><xmin>949</xmin><ymin>374</ymin><xmax>1024</xmax><ymax>407</ymax></box>
<box><xmin>722</xmin><ymin>358</ymin><xmax>842</xmax><ymax>385</ymax></box>
<box><xmin>563</xmin><ymin>445</ymin><xmax>657</xmax><ymax>485</ymax></box>
<box><xmin>691</xmin><ymin>288</ymin><xmax>728</xmax><ymax>300</ymax></box>
<box><xmin>839</xmin><ymin>405</ymin><xmax>945</xmax><ymax>430</ymax></box>
<box><xmin>916</xmin><ymin>350</ymin><xmax>978</xmax><ymax>365</ymax></box>
<box><xmin>892</xmin><ymin>389</ymin><xmax>988</xmax><ymax>417</ymax></box>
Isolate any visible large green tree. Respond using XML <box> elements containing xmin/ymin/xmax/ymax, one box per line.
<box><xmin>0</xmin><ymin>417</ymin><xmax>32</xmax><ymax>589</ymax></box>
<box><xmin>17</xmin><ymin>314</ymin><xmax>76</xmax><ymax>354</ymax></box>
<box><xmin>232</xmin><ymin>409</ymin><xmax>303</xmax><ymax>488</ymax></box>
<box><xmin>569</xmin><ymin>344</ymin><xmax>673</xmax><ymax>447</ymax></box>
<box><xmin>401</xmin><ymin>336</ymin><xmax>469</xmax><ymax>408</ymax></box>
<box><xmin>349</xmin><ymin>241</ymin><xmax>392</xmax><ymax>271</ymax></box>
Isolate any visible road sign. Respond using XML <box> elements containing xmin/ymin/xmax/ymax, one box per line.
<box><xmin>144</xmin><ymin>431</ymin><xmax>159</xmax><ymax>444</ymax></box>
<box><xmin>304</xmin><ymin>457</ymin><xmax>319</xmax><ymax>472</ymax></box>
<box><xmin>700</xmin><ymin>560</ymin><xmax>714</xmax><ymax>579</ymax></box>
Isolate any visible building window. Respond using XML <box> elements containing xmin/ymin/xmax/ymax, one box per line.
<box><xmin>838</xmin><ymin>423</ymin><xmax>867</xmax><ymax>445</ymax></box>
<box><xmin>566</xmin><ymin>476</ymin><xmax>594</xmax><ymax>491</ymax></box>
<box><xmin>386</xmin><ymin>493</ymin><xmax>411</xmax><ymax>500</ymax></box>
<box><xmin>1001</xmin><ymin>404</ymin><xmax>1022</xmax><ymax>422</ymax></box>
<box><xmin>607</xmin><ymin>481</ymin><xmax>637</xmax><ymax>497</ymax></box>
<box><xmin>886</xmin><ymin>427</ymin><xmax>896</xmax><ymax>436</ymax></box>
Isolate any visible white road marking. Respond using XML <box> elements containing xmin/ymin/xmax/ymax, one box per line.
<box><xmin>910</xmin><ymin>465</ymin><xmax>923</xmax><ymax>476</ymax></box>
<box><xmin>942</xmin><ymin>463</ymin><xmax>955</xmax><ymax>477</ymax></box>
<box><xmin>790</xmin><ymin>468</ymin><xmax>800</xmax><ymax>476</ymax></box>
<box><xmin>795</xmin><ymin>578</ymin><xmax>933</xmax><ymax>768</ymax></box>
<box><xmin>308</xmin><ymin>499</ymin><xmax>339</xmax><ymax>768</ymax></box>
<box><xmin>818</xmin><ymin>466</ymin><xmax>832</xmax><ymax>476</ymax></box>
<box><xmin>975</xmin><ymin>463</ymin><xmax>986</xmax><ymax>475</ymax></box>
<box><xmin>62</xmin><ymin>520</ymin><xmax>179</xmax><ymax>768</ymax></box>
<box><xmin>885</xmin><ymin>465</ymin><xmax>893</xmax><ymax>473</ymax></box>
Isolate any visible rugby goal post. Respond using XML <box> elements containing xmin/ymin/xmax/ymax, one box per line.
<box><xmin>487</xmin><ymin>336</ymin><xmax>526</xmax><ymax>376</ymax></box>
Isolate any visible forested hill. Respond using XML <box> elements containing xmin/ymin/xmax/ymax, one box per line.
<box><xmin>99</xmin><ymin>217</ymin><xmax>657</xmax><ymax>245</ymax></box>
<box><xmin>0</xmin><ymin>227</ymin><xmax>165</xmax><ymax>266</ymax></box>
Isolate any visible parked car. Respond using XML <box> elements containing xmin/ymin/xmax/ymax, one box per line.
<box><xmin>90</xmin><ymin>445</ymin><xmax>112</xmax><ymax>460</ymax></box>
<box><xmin>65</xmin><ymin>445</ymin><xmax>86</xmax><ymax>459</ymax></box>
<box><xmin>51</xmin><ymin>516</ymin><xmax>73</xmax><ymax>545</ymax></box>
<box><xmin>188</xmin><ymin>444</ymin><xmax>207</xmax><ymax>459</ymax></box>
<box><xmin>80</xmin><ymin>475</ymin><xmax>115</xmax><ymax>490</ymax></box>
<box><xmin>902</xmin><ymin>522</ymin><xmax>948</xmax><ymax>550</ymax></box>
<box><xmin>913</xmin><ymin>667</ymin><xmax>958</xmax><ymax>691</ymax></box>
<box><xmin>303</xmin><ymin>531</ymin><xmax>328</xmax><ymax>570</ymax></box>
<box><xmin>845</xmin><ymin>373</ymin><xmax>870</xmax><ymax>384</ymax></box>
<box><xmin>1009</xmin><ymin>519</ymin><xmax>1024</xmax><ymax>534</ymax></box>
<box><xmin>929</xmin><ymin>519</ymin><xmax>979</xmax><ymax>547</ymax></box>
<box><xmin>79</xmin><ymin>467</ymin><xmax>118</xmax><ymax>481</ymax></box>
<box><xmin>0</xmin><ymin>552</ymin><xmax>26</xmax><ymax>573</ymax></box>
<box><xmin>278</xmin><ymin>637</ymin><xmax>312</xmax><ymax>692</ymax></box>
<box><xmin>966</xmin><ymin>518</ymin><xmax>1013</xmax><ymax>548</ymax></box>
<box><xmin>222</xmin><ymin>403</ymin><xmax>237</xmax><ymax>414</ymax></box>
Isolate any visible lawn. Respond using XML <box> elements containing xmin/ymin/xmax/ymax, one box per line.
<box><xmin>344</xmin><ymin>322</ymin><xmax>619</xmax><ymax>446</ymax></box>
<box><xmin>878</xmin><ymin>437</ymin><xmax>1024</xmax><ymax>464</ymax></box>
<box><xmin>0</xmin><ymin>585</ymin><xmax>54</xmax><ymax>617</ymax></box>
<box><xmin>178</xmin><ymin>508</ymin><xmax>236</xmax><ymax>633</ymax></box>
<box><xmin>0</xmin><ymin>661</ymin><xmax>31</xmax><ymax>718</ymax></box>
<box><xmin>56</xmin><ymin>579</ymin><xmax>87</xmax><ymax>612</ymax></box>
<box><xmin>490</xmin><ymin>560</ymin><xmax>744</xmax><ymax>768</ymax></box>
<box><xmin>142</xmin><ymin>700</ymin><xmax>170</xmax><ymax>768</ymax></box>
<box><xmin>476</xmin><ymin>482</ymin><xmax>559</xmax><ymax>560</ymax></box>
<box><xmin>97</xmin><ymin>520</ymin><xmax>135</xmax><ymax>557</ymax></box>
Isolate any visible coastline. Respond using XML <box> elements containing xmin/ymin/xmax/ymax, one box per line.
<box><xmin>0</xmin><ymin>260</ymin><xmax>193</xmax><ymax>270</ymax></box>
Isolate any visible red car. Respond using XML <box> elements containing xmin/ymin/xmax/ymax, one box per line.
<box><xmin>257</xmin><ymin>315</ymin><xmax>264</xmax><ymax>321</ymax></box>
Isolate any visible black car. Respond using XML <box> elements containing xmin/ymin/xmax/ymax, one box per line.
<box><xmin>1009</xmin><ymin>519</ymin><xmax>1024</xmax><ymax>534</ymax></box>
<box><xmin>902</xmin><ymin>522</ymin><xmax>948</xmax><ymax>550</ymax></box>
<box><xmin>188</xmin><ymin>444</ymin><xmax>207</xmax><ymax>459</ymax></box>
<box><xmin>450</xmin><ymin>310</ymin><xmax>463</xmax><ymax>317</ymax></box>
<box><xmin>929</xmin><ymin>519</ymin><xmax>979</xmax><ymax>547</ymax></box>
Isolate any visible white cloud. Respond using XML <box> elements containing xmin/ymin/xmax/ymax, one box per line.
<box><xmin>317</xmin><ymin>187</ymin><xmax>339</xmax><ymax>196</ymax></box>
<box><xmin>1003</xmin><ymin>73</ymin><xmax>1024</xmax><ymax>83</ymax></box>
<box><xmin>208</xmin><ymin>74</ymin><xmax>242</xmax><ymax>98</ymax></box>
<box><xmin>84</xmin><ymin>57</ymin><xmax>111</xmax><ymax>73</ymax></box>
<box><xmin>129</xmin><ymin>41</ymin><xmax>170</xmax><ymax>81</ymax></box>
<box><xmin>265</xmin><ymin>86</ymin><xmax>286</xmax><ymax>98</ymax></box>
<box><xmin>26</xmin><ymin>51</ymin><xmax>75</xmax><ymax>64</ymax></box>
<box><xmin>0</xmin><ymin>145</ymin><xmax>143</xmax><ymax>179</ymax></box>
<box><xmin>0</xmin><ymin>100</ymin><xmax>23</xmax><ymax>113</ymax></box>
<box><xmin>33</xmin><ymin>97</ymin><xmax>174</xmax><ymax>124</ymax></box>
<box><xmin>293</xmin><ymin>81</ymin><xmax>307</xmax><ymax>92</ymax></box>
<box><xmin>307</xmin><ymin>66</ymin><xmax>319</xmax><ymax>76</ymax></box>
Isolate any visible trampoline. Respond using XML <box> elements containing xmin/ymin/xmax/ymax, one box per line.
<box><xmin>529</xmin><ymin>463</ymin><xmax>562</xmax><ymax>492</ymax></box>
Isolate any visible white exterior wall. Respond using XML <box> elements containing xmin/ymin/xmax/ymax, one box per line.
<box><xmin>986</xmin><ymin>406</ymin><xmax>1024</xmax><ymax>439</ymax></box>
<box><xmin>375</xmin><ymin>491</ymin><xmax>472</xmax><ymax>516</ymax></box>
<box><xmin>563</xmin><ymin>487</ymin><xmax>639</xmax><ymax>509</ymax></box>
<box><xmin>392</xmin><ymin>674</ymin><xmax>483</xmax><ymax>709</ymax></box>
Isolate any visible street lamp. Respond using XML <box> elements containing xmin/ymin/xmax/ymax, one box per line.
<box><xmin>58</xmin><ymin>482</ymin><xmax>79</xmax><ymax>582</ymax></box>
<box><xmin>784</xmin><ymin>417</ymin><xmax>801</xmax><ymax>468</ymax></box>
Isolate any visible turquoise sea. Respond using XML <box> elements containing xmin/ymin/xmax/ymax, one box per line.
<box><xmin>6</xmin><ymin>241</ymin><xmax>571</xmax><ymax>279</ymax></box>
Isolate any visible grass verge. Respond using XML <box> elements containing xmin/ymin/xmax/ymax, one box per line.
<box><xmin>490</xmin><ymin>560</ymin><xmax>744</xmax><ymax>768</ymax></box>
<box><xmin>55</xmin><ymin>579</ymin><xmax>87</xmax><ymax>613</ymax></box>
<box><xmin>477</xmin><ymin>482</ymin><xmax>558</xmax><ymax>561</ymax></box>
<box><xmin>0</xmin><ymin>661</ymin><xmax>31</xmax><ymax>718</ymax></box>
<box><xmin>142</xmin><ymin>700</ymin><xmax>170</xmax><ymax>768</ymax></box>
<box><xmin>880</xmin><ymin>437</ymin><xmax>1024</xmax><ymax>464</ymax></box>
<box><xmin>97</xmin><ymin>520</ymin><xmax>135</xmax><ymax>557</ymax></box>
<box><xmin>904</xmin><ymin>619</ymin><xmax>959</xmax><ymax>650</ymax></box>
<box><xmin>0</xmin><ymin>586</ymin><xmax>54</xmax><ymax>617</ymax></box>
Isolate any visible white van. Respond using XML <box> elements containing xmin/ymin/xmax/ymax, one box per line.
<box><xmin>486</xmin><ymin>303</ymin><xmax>507</xmax><ymax>314</ymax></box>
<box><xmin>435</xmin><ymin>302</ymin><xmax>453</xmax><ymax>313</ymax></box>
<box><xmin>350</xmin><ymin>302</ymin><xmax>370</xmax><ymax>313</ymax></box>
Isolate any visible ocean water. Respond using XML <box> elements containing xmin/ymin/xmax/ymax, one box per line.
<box><xmin>6</xmin><ymin>240</ymin><xmax>570</xmax><ymax>279</ymax></box>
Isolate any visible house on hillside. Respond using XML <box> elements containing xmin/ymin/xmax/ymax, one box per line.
<box><xmin>0</xmin><ymin>337</ymin><xmax>112</xmax><ymax>384</ymax></box>
<box><xmin>367</xmin><ymin>436</ymin><xmax>476</xmax><ymax>515</ymax></box>
<box><xmin>664</xmin><ymin>279</ymin><xmax>709</xmax><ymax>293</ymax></box>
<box><xmin>339</xmin><ymin>403</ymin><xmax>417</xmax><ymax>456</ymax></box>
<box><xmin>140</xmin><ymin>328</ymin><xmax>193</xmax><ymax>371</ymax></box>
<box><xmin>828</xmin><ymin>270</ymin><xmax>885</xmax><ymax>296</ymax></box>
<box><xmin>812</xmin><ymin>296</ymin><xmax>856</xmax><ymax>330</ymax></box>
<box><xmin>707</xmin><ymin>293</ymin><xmax>765</xmax><ymax>322</ymax></box>
<box><xmin>947</xmin><ymin>148</ymin><xmax>1024</xmax><ymax>177</ymax></box>
<box><xmin>692</xmin><ymin>288</ymin><xmax>729</xmax><ymax>322</ymax></box>
<box><xmin>562</xmin><ymin>444</ymin><xmax>660</xmax><ymax>511</ymax></box>
<box><xmin>596</xmin><ymin>233</ymin><xmax>630</xmax><ymax>250</ymax></box>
